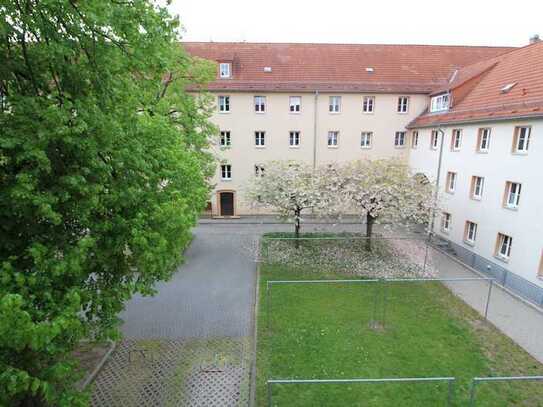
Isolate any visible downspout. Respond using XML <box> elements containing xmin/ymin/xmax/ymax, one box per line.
<box><xmin>428</xmin><ymin>125</ymin><xmax>446</xmax><ymax>240</ymax></box>
<box><xmin>312</xmin><ymin>90</ymin><xmax>319</xmax><ymax>169</ymax></box>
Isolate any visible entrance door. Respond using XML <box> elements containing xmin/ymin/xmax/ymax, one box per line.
<box><xmin>219</xmin><ymin>192</ymin><xmax>234</xmax><ymax>216</ymax></box>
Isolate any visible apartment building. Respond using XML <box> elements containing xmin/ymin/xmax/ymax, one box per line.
<box><xmin>184</xmin><ymin>40</ymin><xmax>543</xmax><ymax>286</ymax></box>
<box><xmin>408</xmin><ymin>41</ymin><xmax>543</xmax><ymax>286</ymax></box>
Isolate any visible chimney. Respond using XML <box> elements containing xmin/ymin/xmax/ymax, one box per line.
<box><xmin>530</xmin><ymin>34</ymin><xmax>541</xmax><ymax>44</ymax></box>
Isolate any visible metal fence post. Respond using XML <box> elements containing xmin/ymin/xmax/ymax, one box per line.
<box><xmin>484</xmin><ymin>279</ymin><xmax>494</xmax><ymax>320</ymax></box>
<box><xmin>423</xmin><ymin>241</ymin><xmax>429</xmax><ymax>273</ymax></box>
<box><xmin>266</xmin><ymin>282</ymin><xmax>270</xmax><ymax>331</ymax></box>
<box><xmin>267</xmin><ymin>381</ymin><xmax>273</xmax><ymax>407</ymax></box>
<box><xmin>468</xmin><ymin>380</ymin><xmax>478</xmax><ymax>407</ymax></box>
<box><xmin>382</xmin><ymin>281</ymin><xmax>388</xmax><ymax>329</ymax></box>
<box><xmin>447</xmin><ymin>379</ymin><xmax>454</xmax><ymax>407</ymax></box>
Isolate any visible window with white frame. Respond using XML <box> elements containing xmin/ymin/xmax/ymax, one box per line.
<box><xmin>513</xmin><ymin>126</ymin><xmax>531</xmax><ymax>153</ymax></box>
<box><xmin>218</xmin><ymin>95</ymin><xmax>230</xmax><ymax>112</ymax></box>
<box><xmin>451</xmin><ymin>129</ymin><xmax>462</xmax><ymax>151</ymax></box>
<box><xmin>220</xmin><ymin>131</ymin><xmax>231</xmax><ymax>147</ymax></box>
<box><xmin>504</xmin><ymin>181</ymin><xmax>521</xmax><ymax>208</ymax></box>
<box><xmin>464</xmin><ymin>221</ymin><xmax>478</xmax><ymax>244</ymax></box>
<box><xmin>471</xmin><ymin>176</ymin><xmax>484</xmax><ymax>200</ymax></box>
<box><xmin>327</xmin><ymin>131</ymin><xmax>339</xmax><ymax>147</ymax></box>
<box><xmin>254</xmin><ymin>96</ymin><xmax>266</xmax><ymax>113</ymax></box>
<box><xmin>361</xmin><ymin>132</ymin><xmax>372</xmax><ymax>148</ymax></box>
<box><xmin>496</xmin><ymin>233</ymin><xmax>513</xmax><ymax>260</ymax></box>
<box><xmin>255</xmin><ymin>131</ymin><xmax>266</xmax><ymax>147</ymax></box>
<box><xmin>430</xmin><ymin>130</ymin><xmax>439</xmax><ymax>150</ymax></box>
<box><xmin>397</xmin><ymin>96</ymin><xmax>409</xmax><ymax>113</ymax></box>
<box><xmin>441</xmin><ymin>212</ymin><xmax>451</xmax><ymax>232</ymax></box>
<box><xmin>411</xmin><ymin>131</ymin><xmax>419</xmax><ymax>148</ymax></box>
<box><xmin>219</xmin><ymin>62</ymin><xmax>231</xmax><ymax>78</ymax></box>
<box><xmin>221</xmin><ymin>164</ymin><xmax>232</xmax><ymax>180</ymax></box>
<box><xmin>289</xmin><ymin>96</ymin><xmax>301</xmax><ymax>113</ymax></box>
<box><xmin>430</xmin><ymin>93</ymin><xmax>450</xmax><ymax>112</ymax></box>
<box><xmin>477</xmin><ymin>128</ymin><xmax>491</xmax><ymax>152</ymax></box>
<box><xmin>254</xmin><ymin>164</ymin><xmax>265</xmax><ymax>177</ymax></box>
<box><xmin>446</xmin><ymin>171</ymin><xmax>457</xmax><ymax>193</ymax></box>
<box><xmin>289</xmin><ymin>131</ymin><xmax>300</xmax><ymax>147</ymax></box>
<box><xmin>329</xmin><ymin>96</ymin><xmax>341</xmax><ymax>113</ymax></box>
<box><xmin>394</xmin><ymin>131</ymin><xmax>406</xmax><ymax>147</ymax></box>
<box><xmin>362</xmin><ymin>96</ymin><xmax>375</xmax><ymax>113</ymax></box>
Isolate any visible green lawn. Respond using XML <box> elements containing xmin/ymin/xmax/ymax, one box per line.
<box><xmin>256</xmin><ymin>235</ymin><xmax>543</xmax><ymax>406</ymax></box>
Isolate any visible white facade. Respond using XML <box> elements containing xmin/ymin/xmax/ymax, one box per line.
<box><xmin>208</xmin><ymin>92</ymin><xmax>428</xmax><ymax>215</ymax></box>
<box><xmin>409</xmin><ymin>120</ymin><xmax>543</xmax><ymax>286</ymax></box>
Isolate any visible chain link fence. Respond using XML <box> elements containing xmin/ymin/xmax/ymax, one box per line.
<box><xmin>432</xmin><ymin>235</ymin><xmax>543</xmax><ymax>308</ymax></box>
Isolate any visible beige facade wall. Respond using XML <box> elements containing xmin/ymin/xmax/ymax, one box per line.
<box><xmin>208</xmin><ymin>91</ymin><xmax>429</xmax><ymax>215</ymax></box>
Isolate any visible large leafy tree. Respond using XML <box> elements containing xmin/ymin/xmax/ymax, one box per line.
<box><xmin>0</xmin><ymin>1</ymin><xmax>215</xmax><ymax>405</ymax></box>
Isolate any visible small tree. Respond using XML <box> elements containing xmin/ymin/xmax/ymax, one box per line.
<box><xmin>246</xmin><ymin>161</ymin><xmax>319</xmax><ymax>241</ymax></box>
<box><xmin>343</xmin><ymin>159</ymin><xmax>434</xmax><ymax>251</ymax></box>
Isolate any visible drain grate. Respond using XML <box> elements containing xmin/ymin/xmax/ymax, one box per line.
<box><xmin>91</xmin><ymin>337</ymin><xmax>251</xmax><ymax>407</ymax></box>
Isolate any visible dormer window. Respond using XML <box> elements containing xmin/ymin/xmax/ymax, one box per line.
<box><xmin>219</xmin><ymin>62</ymin><xmax>231</xmax><ymax>78</ymax></box>
<box><xmin>430</xmin><ymin>93</ymin><xmax>450</xmax><ymax>112</ymax></box>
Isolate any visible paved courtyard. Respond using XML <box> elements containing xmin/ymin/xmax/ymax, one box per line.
<box><xmin>91</xmin><ymin>218</ymin><xmax>543</xmax><ymax>406</ymax></box>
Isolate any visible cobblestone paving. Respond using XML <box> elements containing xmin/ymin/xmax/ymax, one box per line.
<box><xmin>92</xmin><ymin>222</ymin><xmax>367</xmax><ymax>406</ymax></box>
<box><xmin>92</xmin><ymin>337</ymin><xmax>251</xmax><ymax>406</ymax></box>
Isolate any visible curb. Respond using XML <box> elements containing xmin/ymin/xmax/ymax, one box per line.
<box><xmin>249</xmin><ymin>239</ymin><xmax>261</xmax><ymax>407</ymax></box>
<box><xmin>80</xmin><ymin>340</ymin><xmax>117</xmax><ymax>391</ymax></box>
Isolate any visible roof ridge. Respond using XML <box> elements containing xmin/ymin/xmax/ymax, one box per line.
<box><xmin>181</xmin><ymin>41</ymin><xmax>515</xmax><ymax>49</ymax></box>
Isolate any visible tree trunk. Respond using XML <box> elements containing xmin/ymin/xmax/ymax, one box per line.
<box><xmin>366</xmin><ymin>213</ymin><xmax>375</xmax><ymax>251</ymax></box>
<box><xmin>294</xmin><ymin>208</ymin><xmax>301</xmax><ymax>249</ymax></box>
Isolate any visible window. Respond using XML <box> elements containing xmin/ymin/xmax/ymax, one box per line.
<box><xmin>361</xmin><ymin>132</ymin><xmax>373</xmax><ymax>148</ymax></box>
<box><xmin>254</xmin><ymin>96</ymin><xmax>266</xmax><ymax>113</ymax></box>
<box><xmin>464</xmin><ymin>221</ymin><xmax>478</xmax><ymax>244</ymax></box>
<box><xmin>451</xmin><ymin>129</ymin><xmax>462</xmax><ymax>151</ymax></box>
<box><xmin>254</xmin><ymin>164</ymin><xmax>265</xmax><ymax>177</ymax></box>
<box><xmin>329</xmin><ymin>96</ymin><xmax>341</xmax><ymax>113</ymax></box>
<box><xmin>477</xmin><ymin>128</ymin><xmax>491</xmax><ymax>152</ymax></box>
<box><xmin>430</xmin><ymin>130</ymin><xmax>439</xmax><ymax>150</ymax></box>
<box><xmin>220</xmin><ymin>131</ymin><xmax>231</xmax><ymax>147</ymax></box>
<box><xmin>504</xmin><ymin>181</ymin><xmax>522</xmax><ymax>208</ymax></box>
<box><xmin>441</xmin><ymin>212</ymin><xmax>451</xmax><ymax>232</ymax></box>
<box><xmin>430</xmin><ymin>93</ymin><xmax>450</xmax><ymax>112</ymax></box>
<box><xmin>495</xmin><ymin>233</ymin><xmax>513</xmax><ymax>260</ymax></box>
<box><xmin>289</xmin><ymin>96</ymin><xmax>301</xmax><ymax>113</ymax></box>
<box><xmin>255</xmin><ymin>131</ymin><xmax>266</xmax><ymax>147</ymax></box>
<box><xmin>220</xmin><ymin>164</ymin><xmax>232</xmax><ymax>180</ymax></box>
<box><xmin>411</xmin><ymin>131</ymin><xmax>419</xmax><ymax>148</ymax></box>
<box><xmin>397</xmin><ymin>96</ymin><xmax>409</xmax><ymax>113</ymax></box>
<box><xmin>446</xmin><ymin>171</ymin><xmax>457</xmax><ymax>193</ymax></box>
<box><xmin>394</xmin><ymin>131</ymin><xmax>406</xmax><ymax>147</ymax></box>
<box><xmin>362</xmin><ymin>96</ymin><xmax>375</xmax><ymax>113</ymax></box>
<box><xmin>219</xmin><ymin>62</ymin><xmax>231</xmax><ymax>78</ymax></box>
<box><xmin>289</xmin><ymin>131</ymin><xmax>300</xmax><ymax>147</ymax></box>
<box><xmin>513</xmin><ymin>126</ymin><xmax>531</xmax><ymax>153</ymax></box>
<box><xmin>470</xmin><ymin>176</ymin><xmax>484</xmax><ymax>200</ymax></box>
<box><xmin>327</xmin><ymin>131</ymin><xmax>339</xmax><ymax>147</ymax></box>
<box><xmin>218</xmin><ymin>96</ymin><xmax>230</xmax><ymax>112</ymax></box>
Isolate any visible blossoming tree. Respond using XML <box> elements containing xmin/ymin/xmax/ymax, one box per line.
<box><xmin>342</xmin><ymin>159</ymin><xmax>435</xmax><ymax>250</ymax></box>
<box><xmin>246</xmin><ymin>161</ymin><xmax>319</xmax><ymax>241</ymax></box>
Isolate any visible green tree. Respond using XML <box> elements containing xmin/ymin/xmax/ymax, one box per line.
<box><xmin>0</xmin><ymin>1</ymin><xmax>215</xmax><ymax>405</ymax></box>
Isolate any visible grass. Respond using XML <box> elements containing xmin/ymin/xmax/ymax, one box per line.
<box><xmin>256</xmin><ymin>234</ymin><xmax>543</xmax><ymax>406</ymax></box>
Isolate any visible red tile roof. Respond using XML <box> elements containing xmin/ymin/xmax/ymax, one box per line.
<box><xmin>183</xmin><ymin>42</ymin><xmax>514</xmax><ymax>93</ymax></box>
<box><xmin>409</xmin><ymin>41</ymin><xmax>543</xmax><ymax>127</ymax></box>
